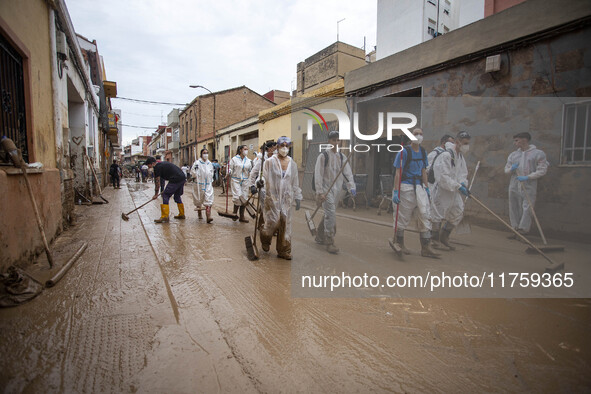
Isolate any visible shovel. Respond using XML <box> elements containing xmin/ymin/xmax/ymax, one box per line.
<box><xmin>305</xmin><ymin>151</ymin><xmax>352</xmax><ymax>236</ymax></box>
<box><xmin>240</xmin><ymin>195</ymin><xmax>257</xmax><ymax>219</ymax></box>
<box><xmin>84</xmin><ymin>153</ymin><xmax>109</xmax><ymax>204</ymax></box>
<box><xmin>246</xmin><ymin>155</ymin><xmax>266</xmax><ymax>260</ymax></box>
<box><xmin>121</xmin><ymin>193</ymin><xmax>160</xmax><ymax>221</ymax></box>
<box><xmin>218</xmin><ymin>162</ymin><xmax>239</xmax><ymax>220</ymax></box>
<box><xmin>467</xmin><ymin>192</ymin><xmax>564</xmax><ymax>273</ymax></box>
<box><xmin>519</xmin><ymin>182</ymin><xmax>565</xmax><ymax>253</ymax></box>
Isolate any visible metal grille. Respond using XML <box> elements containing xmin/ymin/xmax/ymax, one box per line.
<box><xmin>0</xmin><ymin>34</ymin><xmax>28</xmax><ymax>163</ymax></box>
<box><xmin>562</xmin><ymin>101</ymin><xmax>591</xmax><ymax>165</ymax></box>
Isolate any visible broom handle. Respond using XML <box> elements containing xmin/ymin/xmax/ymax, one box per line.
<box><xmin>85</xmin><ymin>153</ymin><xmax>103</xmax><ymax>195</ymax></box>
<box><xmin>253</xmin><ymin>155</ymin><xmax>265</xmax><ymax>243</ymax></box>
<box><xmin>126</xmin><ymin>193</ymin><xmax>161</xmax><ymax>215</ymax></box>
<box><xmin>468</xmin><ymin>194</ymin><xmax>557</xmax><ymax>266</ymax></box>
<box><xmin>519</xmin><ymin>179</ymin><xmax>547</xmax><ymax>245</ymax></box>
<box><xmin>393</xmin><ymin>148</ymin><xmax>404</xmax><ymax>236</ymax></box>
<box><xmin>225</xmin><ymin>162</ymin><xmax>230</xmax><ymax>212</ymax></box>
<box><xmin>311</xmin><ymin>151</ymin><xmax>353</xmax><ymax>220</ymax></box>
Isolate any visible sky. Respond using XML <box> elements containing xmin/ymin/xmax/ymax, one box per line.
<box><xmin>66</xmin><ymin>0</ymin><xmax>377</xmax><ymax>146</ymax></box>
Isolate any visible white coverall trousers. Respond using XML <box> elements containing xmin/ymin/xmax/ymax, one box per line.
<box><xmin>508</xmin><ymin>179</ymin><xmax>537</xmax><ymax>233</ymax></box>
<box><xmin>395</xmin><ymin>183</ymin><xmax>432</xmax><ymax>238</ymax></box>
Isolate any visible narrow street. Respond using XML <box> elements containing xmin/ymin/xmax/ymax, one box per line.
<box><xmin>1</xmin><ymin>179</ymin><xmax>589</xmax><ymax>392</ymax></box>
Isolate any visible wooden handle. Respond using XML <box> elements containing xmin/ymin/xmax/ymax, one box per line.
<box><xmin>519</xmin><ymin>182</ymin><xmax>547</xmax><ymax>245</ymax></box>
<box><xmin>312</xmin><ymin>151</ymin><xmax>353</xmax><ymax>220</ymax></box>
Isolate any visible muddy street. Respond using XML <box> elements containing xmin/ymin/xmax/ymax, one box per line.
<box><xmin>1</xmin><ymin>180</ymin><xmax>590</xmax><ymax>393</ymax></box>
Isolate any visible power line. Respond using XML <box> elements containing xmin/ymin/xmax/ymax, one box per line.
<box><xmin>113</xmin><ymin>96</ymin><xmax>188</xmax><ymax>106</ymax></box>
<box><xmin>121</xmin><ymin>123</ymin><xmax>164</xmax><ymax>129</ymax></box>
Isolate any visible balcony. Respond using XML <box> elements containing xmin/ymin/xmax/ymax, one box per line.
<box><xmin>168</xmin><ymin>141</ymin><xmax>179</xmax><ymax>150</ymax></box>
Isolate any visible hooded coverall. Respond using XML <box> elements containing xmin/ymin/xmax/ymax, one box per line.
<box><xmin>504</xmin><ymin>145</ymin><xmax>548</xmax><ymax>233</ymax></box>
<box><xmin>314</xmin><ymin>150</ymin><xmax>355</xmax><ymax>242</ymax></box>
<box><xmin>260</xmin><ymin>155</ymin><xmax>302</xmax><ymax>257</ymax></box>
<box><xmin>229</xmin><ymin>155</ymin><xmax>252</xmax><ymax>206</ymax></box>
<box><xmin>432</xmin><ymin>143</ymin><xmax>469</xmax><ymax>227</ymax></box>
<box><xmin>191</xmin><ymin>159</ymin><xmax>214</xmax><ymax>208</ymax></box>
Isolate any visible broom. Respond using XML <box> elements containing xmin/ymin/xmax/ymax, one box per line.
<box><xmin>245</xmin><ymin>154</ymin><xmax>265</xmax><ymax>260</ymax></box>
<box><xmin>218</xmin><ymin>162</ymin><xmax>239</xmax><ymax>220</ymax></box>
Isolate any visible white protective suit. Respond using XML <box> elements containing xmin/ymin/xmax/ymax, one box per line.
<box><xmin>504</xmin><ymin>145</ymin><xmax>548</xmax><ymax>232</ymax></box>
<box><xmin>261</xmin><ymin>155</ymin><xmax>302</xmax><ymax>253</ymax></box>
<box><xmin>314</xmin><ymin>150</ymin><xmax>355</xmax><ymax>238</ymax></box>
<box><xmin>248</xmin><ymin>153</ymin><xmax>267</xmax><ymax>199</ymax></box>
<box><xmin>427</xmin><ymin>146</ymin><xmax>446</xmax><ymax>187</ymax></box>
<box><xmin>229</xmin><ymin>154</ymin><xmax>252</xmax><ymax>206</ymax></box>
<box><xmin>191</xmin><ymin>158</ymin><xmax>214</xmax><ymax>208</ymax></box>
<box><xmin>432</xmin><ymin>143</ymin><xmax>469</xmax><ymax>227</ymax></box>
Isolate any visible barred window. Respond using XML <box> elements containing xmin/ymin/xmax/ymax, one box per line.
<box><xmin>562</xmin><ymin>101</ymin><xmax>591</xmax><ymax>165</ymax></box>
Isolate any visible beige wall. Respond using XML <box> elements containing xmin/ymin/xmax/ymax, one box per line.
<box><xmin>0</xmin><ymin>0</ymin><xmax>55</xmax><ymax>168</ymax></box>
<box><xmin>259</xmin><ymin>114</ymin><xmax>292</xmax><ymax>158</ymax></box>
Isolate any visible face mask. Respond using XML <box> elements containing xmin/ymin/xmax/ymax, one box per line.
<box><xmin>257</xmin><ymin>152</ymin><xmax>262</xmax><ymax>159</ymax></box>
<box><xmin>242</xmin><ymin>150</ymin><xmax>248</xmax><ymax>156</ymax></box>
<box><xmin>414</xmin><ymin>135</ymin><xmax>423</xmax><ymax>144</ymax></box>
<box><xmin>460</xmin><ymin>144</ymin><xmax>470</xmax><ymax>154</ymax></box>
<box><xmin>273</xmin><ymin>150</ymin><xmax>278</xmax><ymax>156</ymax></box>
<box><xmin>278</xmin><ymin>147</ymin><xmax>289</xmax><ymax>157</ymax></box>
<box><xmin>202</xmin><ymin>154</ymin><xmax>208</xmax><ymax>161</ymax></box>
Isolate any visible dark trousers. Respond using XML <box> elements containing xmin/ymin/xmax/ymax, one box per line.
<box><xmin>162</xmin><ymin>180</ymin><xmax>185</xmax><ymax>205</ymax></box>
<box><xmin>111</xmin><ymin>175</ymin><xmax>120</xmax><ymax>188</ymax></box>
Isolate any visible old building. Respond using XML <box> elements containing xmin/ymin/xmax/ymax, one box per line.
<box><xmin>178</xmin><ymin>86</ymin><xmax>274</xmax><ymax>165</ymax></box>
<box><xmin>167</xmin><ymin>108</ymin><xmax>181</xmax><ymax>165</ymax></box>
<box><xmin>0</xmin><ymin>0</ymin><xmax>117</xmax><ymax>269</ymax></box>
<box><xmin>344</xmin><ymin>0</ymin><xmax>591</xmax><ymax>239</ymax></box>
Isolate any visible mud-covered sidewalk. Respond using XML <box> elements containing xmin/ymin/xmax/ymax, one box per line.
<box><xmin>0</xmin><ymin>179</ymin><xmax>590</xmax><ymax>392</ymax></box>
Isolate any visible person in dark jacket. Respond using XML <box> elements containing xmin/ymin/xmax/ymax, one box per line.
<box><xmin>146</xmin><ymin>156</ymin><xmax>186</xmax><ymax>223</ymax></box>
<box><xmin>109</xmin><ymin>160</ymin><xmax>121</xmax><ymax>189</ymax></box>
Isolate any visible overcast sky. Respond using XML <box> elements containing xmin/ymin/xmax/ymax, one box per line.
<box><xmin>67</xmin><ymin>0</ymin><xmax>377</xmax><ymax>146</ymax></box>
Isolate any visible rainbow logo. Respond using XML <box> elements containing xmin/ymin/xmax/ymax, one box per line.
<box><xmin>303</xmin><ymin>107</ymin><xmax>329</xmax><ymax>132</ymax></box>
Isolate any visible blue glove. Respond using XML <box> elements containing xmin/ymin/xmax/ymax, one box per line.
<box><xmin>517</xmin><ymin>175</ymin><xmax>529</xmax><ymax>182</ymax></box>
<box><xmin>459</xmin><ymin>185</ymin><xmax>470</xmax><ymax>196</ymax></box>
<box><xmin>510</xmin><ymin>163</ymin><xmax>519</xmax><ymax>172</ymax></box>
<box><xmin>425</xmin><ymin>187</ymin><xmax>430</xmax><ymax>198</ymax></box>
<box><xmin>295</xmin><ymin>199</ymin><xmax>301</xmax><ymax>211</ymax></box>
<box><xmin>350</xmin><ymin>189</ymin><xmax>356</xmax><ymax>197</ymax></box>
<box><xmin>392</xmin><ymin>190</ymin><xmax>400</xmax><ymax>204</ymax></box>
<box><xmin>250</xmin><ymin>185</ymin><xmax>257</xmax><ymax>195</ymax></box>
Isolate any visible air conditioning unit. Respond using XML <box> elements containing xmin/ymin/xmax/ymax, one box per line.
<box><xmin>485</xmin><ymin>54</ymin><xmax>501</xmax><ymax>73</ymax></box>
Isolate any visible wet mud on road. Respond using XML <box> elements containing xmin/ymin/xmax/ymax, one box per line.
<box><xmin>1</xmin><ymin>179</ymin><xmax>590</xmax><ymax>392</ymax></box>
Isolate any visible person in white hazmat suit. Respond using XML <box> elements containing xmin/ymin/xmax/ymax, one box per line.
<box><xmin>229</xmin><ymin>144</ymin><xmax>252</xmax><ymax>223</ymax></box>
<box><xmin>260</xmin><ymin>136</ymin><xmax>302</xmax><ymax>260</ymax></box>
<box><xmin>314</xmin><ymin>131</ymin><xmax>356</xmax><ymax>254</ymax></box>
<box><xmin>248</xmin><ymin>141</ymin><xmax>277</xmax><ymax>230</ymax></box>
<box><xmin>504</xmin><ymin>132</ymin><xmax>548</xmax><ymax>237</ymax></box>
<box><xmin>191</xmin><ymin>148</ymin><xmax>215</xmax><ymax>223</ymax></box>
<box><xmin>432</xmin><ymin>131</ymin><xmax>471</xmax><ymax>250</ymax></box>
<box><xmin>391</xmin><ymin>128</ymin><xmax>439</xmax><ymax>258</ymax></box>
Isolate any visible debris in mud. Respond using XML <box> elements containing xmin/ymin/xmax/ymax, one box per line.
<box><xmin>0</xmin><ymin>267</ymin><xmax>43</xmax><ymax>307</ymax></box>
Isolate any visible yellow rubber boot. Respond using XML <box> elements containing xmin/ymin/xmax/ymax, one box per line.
<box><xmin>154</xmin><ymin>204</ymin><xmax>170</xmax><ymax>223</ymax></box>
<box><xmin>174</xmin><ymin>203</ymin><xmax>185</xmax><ymax>219</ymax></box>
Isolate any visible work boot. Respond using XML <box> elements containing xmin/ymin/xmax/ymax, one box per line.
<box><xmin>232</xmin><ymin>204</ymin><xmax>239</xmax><ymax>221</ymax></box>
<box><xmin>239</xmin><ymin>206</ymin><xmax>249</xmax><ymax>223</ymax></box>
<box><xmin>278</xmin><ymin>253</ymin><xmax>292</xmax><ymax>260</ymax></box>
<box><xmin>420</xmin><ymin>238</ymin><xmax>440</xmax><ymax>259</ymax></box>
<box><xmin>315</xmin><ymin>232</ymin><xmax>326</xmax><ymax>245</ymax></box>
<box><xmin>206</xmin><ymin>206</ymin><xmax>213</xmax><ymax>223</ymax></box>
<box><xmin>197</xmin><ymin>208</ymin><xmax>203</xmax><ymax>220</ymax></box>
<box><xmin>174</xmin><ymin>203</ymin><xmax>185</xmax><ymax>219</ymax></box>
<box><xmin>326</xmin><ymin>238</ymin><xmax>339</xmax><ymax>254</ymax></box>
<box><xmin>439</xmin><ymin>227</ymin><xmax>456</xmax><ymax>250</ymax></box>
<box><xmin>431</xmin><ymin>226</ymin><xmax>441</xmax><ymax>248</ymax></box>
<box><xmin>395</xmin><ymin>233</ymin><xmax>412</xmax><ymax>255</ymax></box>
<box><xmin>154</xmin><ymin>204</ymin><xmax>170</xmax><ymax>223</ymax></box>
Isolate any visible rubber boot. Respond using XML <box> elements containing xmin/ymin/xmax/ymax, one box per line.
<box><xmin>431</xmin><ymin>223</ymin><xmax>441</xmax><ymax>248</ymax></box>
<box><xmin>154</xmin><ymin>204</ymin><xmax>169</xmax><ymax>223</ymax></box>
<box><xmin>439</xmin><ymin>226</ymin><xmax>456</xmax><ymax>250</ymax></box>
<box><xmin>396</xmin><ymin>235</ymin><xmax>412</xmax><ymax>255</ymax></box>
<box><xmin>239</xmin><ymin>206</ymin><xmax>249</xmax><ymax>223</ymax></box>
<box><xmin>174</xmin><ymin>203</ymin><xmax>185</xmax><ymax>219</ymax></box>
<box><xmin>326</xmin><ymin>237</ymin><xmax>339</xmax><ymax>254</ymax></box>
<box><xmin>420</xmin><ymin>238</ymin><xmax>440</xmax><ymax>259</ymax></box>
<box><xmin>206</xmin><ymin>206</ymin><xmax>213</xmax><ymax>223</ymax></box>
<box><xmin>232</xmin><ymin>204</ymin><xmax>239</xmax><ymax>221</ymax></box>
<box><xmin>197</xmin><ymin>208</ymin><xmax>203</xmax><ymax>220</ymax></box>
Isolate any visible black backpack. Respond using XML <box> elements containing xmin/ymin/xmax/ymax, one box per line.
<box><xmin>312</xmin><ymin>151</ymin><xmax>349</xmax><ymax>192</ymax></box>
<box><xmin>394</xmin><ymin>146</ymin><xmax>427</xmax><ymax>180</ymax></box>
<box><xmin>427</xmin><ymin>148</ymin><xmax>455</xmax><ymax>184</ymax></box>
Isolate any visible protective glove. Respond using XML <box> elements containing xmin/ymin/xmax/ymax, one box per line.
<box><xmin>516</xmin><ymin>175</ymin><xmax>529</xmax><ymax>182</ymax></box>
<box><xmin>295</xmin><ymin>199</ymin><xmax>301</xmax><ymax>211</ymax></box>
<box><xmin>425</xmin><ymin>187</ymin><xmax>431</xmax><ymax>198</ymax></box>
<box><xmin>392</xmin><ymin>190</ymin><xmax>400</xmax><ymax>205</ymax></box>
<box><xmin>459</xmin><ymin>185</ymin><xmax>470</xmax><ymax>196</ymax></box>
<box><xmin>256</xmin><ymin>179</ymin><xmax>264</xmax><ymax>189</ymax></box>
<box><xmin>250</xmin><ymin>185</ymin><xmax>257</xmax><ymax>195</ymax></box>
<box><xmin>350</xmin><ymin>189</ymin><xmax>356</xmax><ymax>197</ymax></box>
<box><xmin>510</xmin><ymin>163</ymin><xmax>519</xmax><ymax>172</ymax></box>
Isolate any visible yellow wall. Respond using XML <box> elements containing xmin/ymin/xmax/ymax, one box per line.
<box><xmin>259</xmin><ymin>113</ymin><xmax>292</xmax><ymax>155</ymax></box>
<box><xmin>0</xmin><ymin>0</ymin><xmax>55</xmax><ymax>167</ymax></box>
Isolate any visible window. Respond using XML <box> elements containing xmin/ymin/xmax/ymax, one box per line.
<box><xmin>0</xmin><ymin>33</ymin><xmax>28</xmax><ymax>162</ymax></box>
<box><xmin>562</xmin><ymin>101</ymin><xmax>591</xmax><ymax>165</ymax></box>
<box><xmin>427</xmin><ymin>18</ymin><xmax>437</xmax><ymax>37</ymax></box>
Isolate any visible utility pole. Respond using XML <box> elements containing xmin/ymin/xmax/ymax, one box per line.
<box><xmin>337</xmin><ymin>18</ymin><xmax>345</xmax><ymax>41</ymax></box>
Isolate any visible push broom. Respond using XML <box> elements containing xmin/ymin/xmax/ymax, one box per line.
<box><xmin>218</xmin><ymin>162</ymin><xmax>239</xmax><ymax>220</ymax></box>
<box><xmin>245</xmin><ymin>154</ymin><xmax>265</xmax><ymax>260</ymax></box>
<box><xmin>388</xmin><ymin>148</ymin><xmax>404</xmax><ymax>257</ymax></box>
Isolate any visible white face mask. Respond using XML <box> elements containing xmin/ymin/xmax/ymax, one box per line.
<box><xmin>414</xmin><ymin>135</ymin><xmax>424</xmax><ymax>144</ymax></box>
<box><xmin>202</xmin><ymin>154</ymin><xmax>208</xmax><ymax>161</ymax></box>
<box><xmin>278</xmin><ymin>147</ymin><xmax>289</xmax><ymax>157</ymax></box>
<box><xmin>460</xmin><ymin>144</ymin><xmax>470</xmax><ymax>154</ymax></box>
<box><xmin>257</xmin><ymin>152</ymin><xmax>262</xmax><ymax>159</ymax></box>
<box><xmin>242</xmin><ymin>149</ymin><xmax>248</xmax><ymax>156</ymax></box>
<box><xmin>273</xmin><ymin>150</ymin><xmax>278</xmax><ymax>156</ymax></box>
